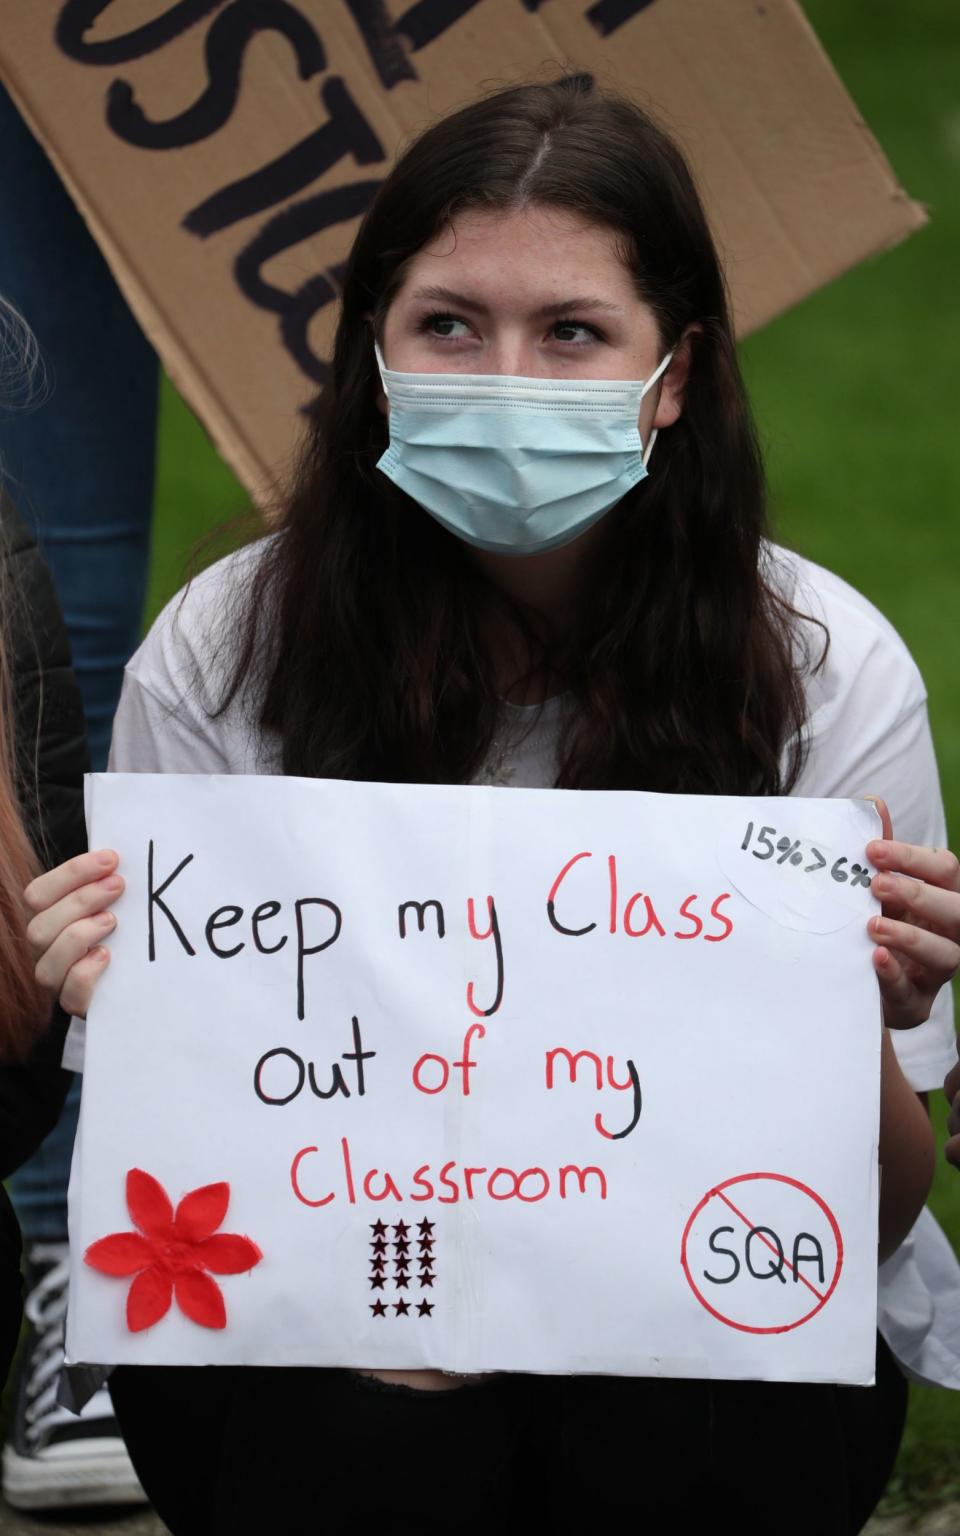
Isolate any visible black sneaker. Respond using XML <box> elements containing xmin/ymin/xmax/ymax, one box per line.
<box><xmin>2</xmin><ymin>1240</ymin><xmax>147</xmax><ymax>1510</ymax></box>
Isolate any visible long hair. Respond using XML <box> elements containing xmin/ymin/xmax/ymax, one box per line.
<box><xmin>0</xmin><ymin>296</ymin><xmax>50</xmax><ymax>1059</ymax></box>
<box><xmin>219</xmin><ymin>75</ymin><xmax>816</xmax><ymax>792</ymax></box>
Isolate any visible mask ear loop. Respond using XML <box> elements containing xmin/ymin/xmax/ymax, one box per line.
<box><xmin>638</xmin><ymin>349</ymin><xmax>674</xmax><ymax>467</ymax></box>
<box><xmin>374</xmin><ymin>340</ymin><xmax>391</xmax><ymax>397</ymax></box>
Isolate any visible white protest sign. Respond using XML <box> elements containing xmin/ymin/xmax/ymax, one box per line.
<box><xmin>68</xmin><ymin>775</ymin><xmax>882</xmax><ymax>1383</ymax></box>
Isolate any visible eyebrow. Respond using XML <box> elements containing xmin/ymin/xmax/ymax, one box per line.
<box><xmin>407</xmin><ymin>285</ymin><xmax>626</xmax><ymax>318</ymax></box>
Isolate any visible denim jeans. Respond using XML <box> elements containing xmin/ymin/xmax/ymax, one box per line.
<box><xmin>0</xmin><ymin>84</ymin><xmax>158</xmax><ymax>1241</ymax></box>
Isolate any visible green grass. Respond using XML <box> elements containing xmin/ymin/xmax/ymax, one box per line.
<box><xmin>148</xmin><ymin>0</ymin><xmax>960</xmax><ymax>1510</ymax></box>
<box><xmin>736</xmin><ymin>8</ymin><xmax>960</xmax><ymax>1503</ymax></box>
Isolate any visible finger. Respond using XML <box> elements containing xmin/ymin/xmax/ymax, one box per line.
<box><xmin>868</xmin><ymin>915</ymin><xmax>960</xmax><ymax>983</ymax></box>
<box><xmin>866</xmin><ymin>872</ymin><xmax>958</xmax><ymax>940</ymax></box>
<box><xmin>34</xmin><ymin>912</ymin><xmax>117</xmax><ymax>995</ymax></box>
<box><xmin>861</xmin><ymin>796</ymin><xmax>893</xmax><ymax>842</ymax></box>
<box><xmin>946</xmin><ymin>1135</ymin><xmax>960</xmax><ymax>1171</ymax></box>
<box><xmin>944</xmin><ymin>1060</ymin><xmax>960</xmax><ymax>1104</ymax></box>
<box><xmin>25</xmin><ymin>873</ymin><xmax>125</xmax><ymax>961</ymax></box>
<box><xmin>871</xmin><ymin>873</ymin><xmax>960</xmax><ymax>937</ymax></box>
<box><xmin>59</xmin><ymin>945</ymin><xmax>110</xmax><ymax>1020</ymax></box>
<box><xmin>24</xmin><ymin>850</ymin><xmax>119</xmax><ymax>915</ymax></box>
<box><xmin>949</xmin><ymin>1095</ymin><xmax>960</xmax><ymax>1140</ymax></box>
<box><xmin>867</xmin><ymin>840</ymin><xmax>960</xmax><ymax>893</ymax></box>
<box><xmin>873</xmin><ymin>945</ymin><xmax>925</xmax><ymax>1029</ymax></box>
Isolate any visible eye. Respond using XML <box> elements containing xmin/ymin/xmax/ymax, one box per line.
<box><xmin>552</xmin><ymin>319</ymin><xmax>604</xmax><ymax>345</ymax></box>
<box><xmin>417</xmin><ymin>311</ymin><xmax>473</xmax><ymax>341</ymax></box>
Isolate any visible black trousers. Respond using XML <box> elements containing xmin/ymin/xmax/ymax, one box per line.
<box><xmin>111</xmin><ymin>1336</ymin><xmax>907</xmax><ymax>1535</ymax></box>
<box><xmin>0</xmin><ymin>1186</ymin><xmax>23</xmax><ymax>1392</ymax></box>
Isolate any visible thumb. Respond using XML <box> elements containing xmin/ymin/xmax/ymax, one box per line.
<box><xmin>863</xmin><ymin>794</ymin><xmax>893</xmax><ymax>841</ymax></box>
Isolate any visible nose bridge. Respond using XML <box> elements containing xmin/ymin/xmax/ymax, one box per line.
<box><xmin>486</xmin><ymin>314</ymin><xmax>542</xmax><ymax>378</ymax></box>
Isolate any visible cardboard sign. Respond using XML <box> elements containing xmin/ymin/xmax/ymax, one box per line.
<box><xmin>0</xmin><ymin>3</ymin><xmax>924</xmax><ymax>505</ymax></box>
<box><xmin>68</xmin><ymin>774</ymin><xmax>882</xmax><ymax>1384</ymax></box>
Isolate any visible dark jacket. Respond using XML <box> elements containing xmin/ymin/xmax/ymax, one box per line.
<box><xmin>0</xmin><ymin>490</ymin><xmax>89</xmax><ymax>1178</ymax></box>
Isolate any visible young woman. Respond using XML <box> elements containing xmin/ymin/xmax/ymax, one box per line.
<box><xmin>0</xmin><ymin>296</ymin><xmax>89</xmax><ymax>1392</ymax></box>
<box><xmin>22</xmin><ymin>77</ymin><xmax>960</xmax><ymax>1532</ymax></box>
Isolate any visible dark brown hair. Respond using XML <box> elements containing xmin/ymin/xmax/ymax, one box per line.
<box><xmin>219</xmin><ymin>75</ymin><xmax>816</xmax><ymax>793</ymax></box>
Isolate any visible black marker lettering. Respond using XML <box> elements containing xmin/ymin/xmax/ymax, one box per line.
<box><xmin>294</xmin><ymin>896</ymin><xmax>342</xmax><ymax>1021</ymax></box>
<box><xmin>254</xmin><ymin>1045</ymin><xmax>304</xmax><ymax>1105</ymax></box>
<box><xmin>398</xmin><ymin>899</ymin><xmax>446</xmax><ymax>939</ymax></box>
<box><xmin>746</xmin><ymin>1226</ymin><xmax>786</xmax><ymax>1283</ymax></box>
<box><xmin>234</xmin><ymin>176</ymin><xmax>383</xmax><ymax>385</ymax></box>
<box><xmin>55</xmin><ymin>0</ymin><xmax>224</xmax><ymax>66</ymax></box>
<box><xmin>584</xmin><ymin>0</ymin><xmax>657</xmax><ymax>38</ymax></box>
<box><xmin>251</xmin><ymin>900</ymin><xmax>287</xmax><ymax>954</ymax></box>
<box><xmin>344</xmin><ymin>0</ymin><xmax>482</xmax><ymax>89</ymax></box>
<box><xmin>341</xmin><ymin>1016</ymin><xmax>376</xmax><ymax>1096</ymax></box>
<box><xmin>703</xmin><ymin>1226</ymin><xmax>740</xmax><ymax>1284</ymax></box>
<box><xmin>147</xmin><ymin>841</ymin><xmax>196</xmax><ymax>961</ymax></box>
<box><xmin>791</xmin><ymin>1232</ymin><xmax>826</xmax><ymax>1285</ymax></box>
<box><xmin>105</xmin><ymin>0</ymin><xmax>326</xmax><ymax>151</ymax></box>
<box><xmin>308</xmin><ymin>1059</ymin><xmax>350</xmax><ymax>1100</ymax></box>
<box><xmin>204</xmin><ymin>904</ymin><xmax>245</xmax><ymax>958</ymax></box>
<box><xmin>184</xmin><ymin>76</ymin><xmax>384</xmax><ymax>236</ymax></box>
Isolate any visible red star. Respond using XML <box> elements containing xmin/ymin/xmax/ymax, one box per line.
<box><xmin>369</xmin><ymin>1274</ymin><xmax>386</xmax><ymax>1290</ymax></box>
<box><xmin>417</xmin><ymin>1220</ymin><xmax>435</xmax><ymax>1237</ymax></box>
<box><xmin>418</xmin><ymin>1254</ymin><xmax>434</xmax><ymax>1269</ymax></box>
<box><xmin>417</xmin><ymin>1299</ymin><xmax>434</xmax><ymax>1317</ymax></box>
<box><xmin>371</xmin><ymin>1221</ymin><xmax>388</xmax><ymax>1238</ymax></box>
<box><xmin>394</xmin><ymin>1299</ymin><xmax>410</xmax><ymax>1317</ymax></box>
<box><xmin>417</xmin><ymin>1236</ymin><xmax>434</xmax><ymax>1252</ymax></box>
<box><xmin>370</xmin><ymin>1255</ymin><xmax>387</xmax><ymax>1273</ymax></box>
<box><xmin>393</xmin><ymin>1274</ymin><xmax>410</xmax><ymax>1290</ymax></box>
<box><xmin>418</xmin><ymin>1272</ymin><xmax>434</xmax><ymax>1288</ymax></box>
<box><xmin>85</xmin><ymin>1169</ymin><xmax>261</xmax><ymax>1333</ymax></box>
<box><xmin>370</xmin><ymin>1299</ymin><xmax>387</xmax><ymax>1317</ymax></box>
<box><xmin>394</xmin><ymin>1238</ymin><xmax>410</xmax><ymax>1257</ymax></box>
<box><xmin>393</xmin><ymin>1221</ymin><xmax>410</xmax><ymax>1239</ymax></box>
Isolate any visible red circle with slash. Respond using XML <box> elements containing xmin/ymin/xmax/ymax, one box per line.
<box><xmin>680</xmin><ymin>1172</ymin><xmax>843</xmax><ymax>1334</ymax></box>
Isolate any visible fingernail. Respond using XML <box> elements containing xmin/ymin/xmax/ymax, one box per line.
<box><xmin>874</xmin><ymin>873</ymin><xmax>893</xmax><ymax>896</ymax></box>
<box><xmin>97</xmin><ymin>912</ymin><xmax>116</xmax><ymax>928</ymax></box>
<box><xmin>102</xmin><ymin>876</ymin><xmax>123</xmax><ymax>893</ymax></box>
<box><xmin>96</xmin><ymin>851</ymin><xmax>115</xmax><ymax>867</ymax></box>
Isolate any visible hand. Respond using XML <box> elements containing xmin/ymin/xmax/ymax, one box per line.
<box><xmin>944</xmin><ymin>1038</ymin><xmax>960</xmax><ymax>1169</ymax></box>
<box><xmin>866</xmin><ymin>799</ymin><xmax>960</xmax><ymax>1032</ymax></box>
<box><xmin>24</xmin><ymin>850</ymin><xmax>125</xmax><ymax>1019</ymax></box>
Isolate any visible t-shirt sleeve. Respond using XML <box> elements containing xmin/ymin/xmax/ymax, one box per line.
<box><xmin>108</xmin><ymin>668</ymin><xmax>231</xmax><ymax>775</ymax></box>
<box><xmin>107</xmin><ymin>545</ymin><xmax>269</xmax><ymax>775</ymax></box>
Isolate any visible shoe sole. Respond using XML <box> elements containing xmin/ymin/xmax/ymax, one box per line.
<box><xmin>2</xmin><ymin>1444</ymin><xmax>147</xmax><ymax>1511</ymax></box>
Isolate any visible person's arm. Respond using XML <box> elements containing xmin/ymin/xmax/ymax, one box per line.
<box><xmin>0</xmin><ymin>495</ymin><xmax>86</xmax><ymax>1168</ymax></box>
<box><xmin>878</xmin><ymin>1031</ymin><xmax>935</xmax><ymax>1259</ymax></box>
<box><xmin>945</xmin><ymin>1042</ymin><xmax>960</xmax><ymax>1166</ymax></box>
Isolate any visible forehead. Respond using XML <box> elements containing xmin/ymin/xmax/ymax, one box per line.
<box><xmin>393</xmin><ymin>204</ymin><xmax>640</xmax><ymax>309</ymax></box>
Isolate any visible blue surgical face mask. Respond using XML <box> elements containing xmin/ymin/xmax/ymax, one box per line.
<box><xmin>373</xmin><ymin>343</ymin><xmax>673</xmax><ymax>556</ymax></box>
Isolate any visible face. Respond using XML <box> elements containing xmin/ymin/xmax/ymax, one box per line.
<box><xmin>379</xmin><ymin>204</ymin><xmax>693</xmax><ymax>445</ymax></box>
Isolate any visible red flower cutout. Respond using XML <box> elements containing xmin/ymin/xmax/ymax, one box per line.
<box><xmin>85</xmin><ymin>1169</ymin><xmax>262</xmax><ymax>1333</ymax></box>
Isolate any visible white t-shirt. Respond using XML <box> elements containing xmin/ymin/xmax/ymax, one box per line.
<box><xmin>67</xmin><ymin>537</ymin><xmax>960</xmax><ymax>1385</ymax></box>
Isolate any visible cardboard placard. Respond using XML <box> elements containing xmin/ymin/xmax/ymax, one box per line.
<box><xmin>0</xmin><ymin>2</ymin><xmax>924</xmax><ymax>505</ymax></box>
<box><xmin>68</xmin><ymin>774</ymin><xmax>882</xmax><ymax>1383</ymax></box>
